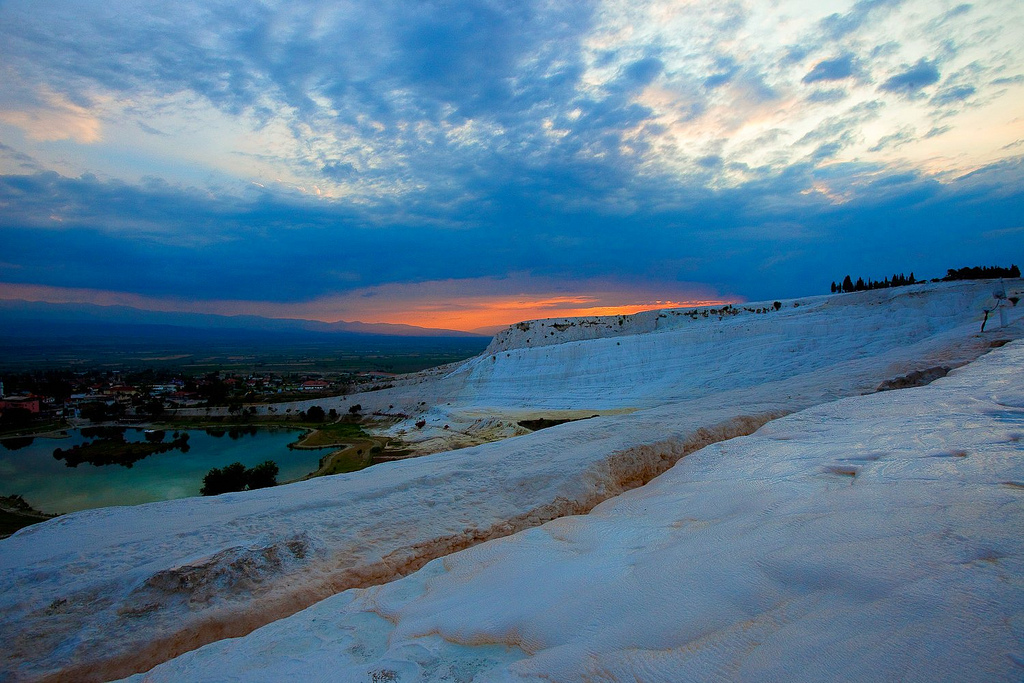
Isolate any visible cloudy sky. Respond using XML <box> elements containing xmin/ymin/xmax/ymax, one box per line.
<box><xmin>1</xmin><ymin>0</ymin><xmax>1021</xmax><ymax>332</ymax></box>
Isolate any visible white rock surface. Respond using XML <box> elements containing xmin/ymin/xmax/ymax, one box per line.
<box><xmin>124</xmin><ymin>339</ymin><xmax>1024</xmax><ymax>682</ymax></box>
<box><xmin>1</xmin><ymin>280</ymin><xmax>1022</xmax><ymax>681</ymax></box>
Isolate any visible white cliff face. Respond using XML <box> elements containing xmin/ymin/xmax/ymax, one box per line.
<box><xmin>123</xmin><ymin>339</ymin><xmax>1024</xmax><ymax>683</ymax></box>
<box><xmin>169</xmin><ymin>281</ymin><xmax>1018</xmax><ymax>447</ymax></box>
<box><xmin>454</xmin><ymin>283</ymin><xmax>1004</xmax><ymax>408</ymax></box>
<box><xmin>1</xmin><ymin>280</ymin><xmax>1022</xmax><ymax>682</ymax></box>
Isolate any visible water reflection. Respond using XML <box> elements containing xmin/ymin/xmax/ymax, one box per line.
<box><xmin>0</xmin><ymin>427</ymin><xmax>324</xmax><ymax>514</ymax></box>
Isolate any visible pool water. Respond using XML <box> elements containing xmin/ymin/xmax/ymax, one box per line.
<box><xmin>0</xmin><ymin>427</ymin><xmax>327</xmax><ymax>514</ymax></box>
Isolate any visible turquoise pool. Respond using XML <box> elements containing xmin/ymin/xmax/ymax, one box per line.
<box><xmin>0</xmin><ymin>427</ymin><xmax>327</xmax><ymax>514</ymax></box>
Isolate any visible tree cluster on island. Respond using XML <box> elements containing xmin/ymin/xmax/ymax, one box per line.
<box><xmin>53</xmin><ymin>430</ymin><xmax>191</xmax><ymax>468</ymax></box>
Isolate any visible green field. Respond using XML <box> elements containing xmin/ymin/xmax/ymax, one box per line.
<box><xmin>0</xmin><ymin>337</ymin><xmax>490</xmax><ymax>374</ymax></box>
<box><xmin>291</xmin><ymin>422</ymin><xmax>372</xmax><ymax>448</ymax></box>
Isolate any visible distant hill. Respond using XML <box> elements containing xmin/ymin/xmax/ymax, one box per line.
<box><xmin>0</xmin><ymin>300</ymin><xmax>486</xmax><ymax>341</ymax></box>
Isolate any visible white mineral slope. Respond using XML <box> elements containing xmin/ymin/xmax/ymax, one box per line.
<box><xmin>1</xmin><ymin>281</ymin><xmax>1022</xmax><ymax>682</ymax></box>
<box><xmin>126</xmin><ymin>340</ymin><xmax>1024</xmax><ymax>683</ymax></box>
<box><xmin>446</xmin><ymin>281</ymin><xmax>1013</xmax><ymax>409</ymax></box>
<box><xmin>232</xmin><ymin>281</ymin><xmax>1024</xmax><ymax>448</ymax></box>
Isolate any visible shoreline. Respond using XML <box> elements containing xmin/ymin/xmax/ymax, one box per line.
<box><xmin>0</xmin><ymin>421</ymin><xmax>392</xmax><ymax>527</ymax></box>
<box><xmin>0</xmin><ymin>495</ymin><xmax>60</xmax><ymax>539</ymax></box>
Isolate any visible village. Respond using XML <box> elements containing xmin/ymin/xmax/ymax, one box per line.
<box><xmin>0</xmin><ymin>368</ymin><xmax>397</xmax><ymax>435</ymax></box>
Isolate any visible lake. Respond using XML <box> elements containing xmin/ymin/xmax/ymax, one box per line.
<box><xmin>0</xmin><ymin>427</ymin><xmax>327</xmax><ymax>514</ymax></box>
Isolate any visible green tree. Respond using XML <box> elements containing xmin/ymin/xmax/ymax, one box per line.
<box><xmin>143</xmin><ymin>398</ymin><xmax>165</xmax><ymax>417</ymax></box>
<box><xmin>0</xmin><ymin>407</ymin><xmax>34</xmax><ymax>428</ymax></box>
<box><xmin>200</xmin><ymin>462</ymin><xmax>248</xmax><ymax>496</ymax></box>
<box><xmin>80</xmin><ymin>402</ymin><xmax>109</xmax><ymax>422</ymax></box>
<box><xmin>247</xmin><ymin>461</ymin><xmax>279</xmax><ymax>489</ymax></box>
<box><xmin>200</xmin><ymin>460</ymin><xmax>279</xmax><ymax>495</ymax></box>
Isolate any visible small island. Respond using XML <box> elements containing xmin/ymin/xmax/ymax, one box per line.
<box><xmin>53</xmin><ymin>430</ymin><xmax>191</xmax><ymax>468</ymax></box>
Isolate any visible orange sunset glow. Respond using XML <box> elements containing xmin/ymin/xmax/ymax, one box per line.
<box><xmin>357</xmin><ymin>296</ymin><xmax>735</xmax><ymax>332</ymax></box>
<box><xmin>0</xmin><ymin>282</ymin><xmax>734</xmax><ymax>333</ymax></box>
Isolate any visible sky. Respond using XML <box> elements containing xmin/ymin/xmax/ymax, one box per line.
<box><xmin>0</xmin><ymin>0</ymin><xmax>1022</xmax><ymax>333</ymax></box>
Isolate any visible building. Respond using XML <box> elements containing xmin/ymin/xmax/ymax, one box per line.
<box><xmin>0</xmin><ymin>396</ymin><xmax>41</xmax><ymax>414</ymax></box>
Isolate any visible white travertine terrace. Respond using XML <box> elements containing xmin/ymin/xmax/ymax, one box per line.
<box><xmin>1</xmin><ymin>279</ymin><xmax>1022</xmax><ymax>682</ymax></box>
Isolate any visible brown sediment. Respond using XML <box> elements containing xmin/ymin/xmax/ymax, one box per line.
<box><xmin>30</xmin><ymin>413</ymin><xmax>781</xmax><ymax>683</ymax></box>
<box><xmin>518</xmin><ymin>415</ymin><xmax>600</xmax><ymax>431</ymax></box>
<box><xmin>875</xmin><ymin>366</ymin><xmax>950</xmax><ymax>392</ymax></box>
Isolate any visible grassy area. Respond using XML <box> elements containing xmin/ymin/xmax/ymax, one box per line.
<box><xmin>291</xmin><ymin>421</ymin><xmax>371</xmax><ymax>449</ymax></box>
<box><xmin>313</xmin><ymin>442</ymin><xmax>379</xmax><ymax>476</ymax></box>
<box><xmin>0</xmin><ymin>510</ymin><xmax>42</xmax><ymax>538</ymax></box>
<box><xmin>0</xmin><ymin>420</ymin><xmax>68</xmax><ymax>439</ymax></box>
<box><xmin>154</xmin><ymin>415</ymin><xmax>308</xmax><ymax>428</ymax></box>
<box><xmin>0</xmin><ymin>337</ymin><xmax>490</xmax><ymax>373</ymax></box>
<box><xmin>0</xmin><ymin>495</ymin><xmax>57</xmax><ymax>539</ymax></box>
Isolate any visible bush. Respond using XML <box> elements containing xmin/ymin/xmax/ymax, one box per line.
<box><xmin>80</xmin><ymin>402</ymin><xmax>125</xmax><ymax>422</ymax></box>
<box><xmin>305</xmin><ymin>405</ymin><xmax>325</xmax><ymax>422</ymax></box>
<box><xmin>201</xmin><ymin>460</ymin><xmax>279</xmax><ymax>495</ymax></box>
<box><xmin>200</xmin><ymin>462</ymin><xmax>247</xmax><ymax>495</ymax></box>
<box><xmin>944</xmin><ymin>264</ymin><xmax>1020</xmax><ymax>281</ymax></box>
<box><xmin>143</xmin><ymin>399</ymin><xmax>165</xmax><ymax>417</ymax></box>
<box><xmin>246</xmin><ymin>460</ymin><xmax>279</xmax><ymax>490</ymax></box>
<box><xmin>0</xmin><ymin>407</ymin><xmax>34</xmax><ymax>428</ymax></box>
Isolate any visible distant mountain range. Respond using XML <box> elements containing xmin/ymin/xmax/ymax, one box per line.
<box><xmin>0</xmin><ymin>299</ymin><xmax>487</xmax><ymax>341</ymax></box>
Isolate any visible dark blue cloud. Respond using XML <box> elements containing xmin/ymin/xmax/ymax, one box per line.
<box><xmin>879</xmin><ymin>59</ymin><xmax>941</xmax><ymax>94</ymax></box>
<box><xmin>806</xmin><ymin>88</ymin><xmax>849</xmax><ymax>104</ymax></box>
<box><xmin>868</xmin><ymin>128</ymin><xmax>915</xmax><ymax>152</ymax></box>
<box><xmin>0</xmin><ymin>143</ymin><xmax>40</xmax><ymax>171</ymax></box>
<box><xmin>992</xmin><ymin>75</ymin><xmax>1024</xmax><ymax>86</ymax></box>
<box><xmin>820</xmin><ymin>0</ymin><xmax>906</xmax><ymax>39</ymax></box>
<box><xmin>925</xmin><ymin>4</ymin><xmax>973</xmax><ymax>35</ymax></box>
<box><xmin>0</xmin><ymin>0</ymin><xmax>595</xmax><ymax>142</ymax></box>
<box><xmin>810</xmin><ymin>140</ymin><xmax>848</xmax><ymax>160</ymax></box>
<box><xmin>2</xmin><ymin>156</ymin><xmax>1021</xmax><ymax>303</ymax></box>
<box><xmin>703</xmin><ymin>57</ymin><xmax>740</xmax><ymax>89</ymax></box>
<box><xmin>930</xmin><ymin>84</ymin><xmax>975</xmax><ymax>106</ymax></box>
<box><xmin>0</xmin><ymin>0</ymin><xmax>1022</xmax><ymax>311</ymax></box>
<box><xmin>797</xmin><ymin>102</ymin><xmax>881</xmax><ymax>149</ymax></box>
<box><xmin>136</xmin><ymin>121</ymin><xmax>170</xmax><ymax>137</ymax></box>
<box><xmin>620</xmin><ymin>58</ymin><xmax>664</xmax><ymax>89</ymax></box>
<box><xmin>0</xmin><ymin>0</ymin><xmax>686</xmax><ymax>213</ymax></box>
<box><xmin>946</xmin><ymin>4</ymin><xmax>973</xmax><ymax>19</ymax></box>
<box><xmin>802</xmin><ymin>55</ymin><xmax>858</xmax><ymax>84</ymax></box>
